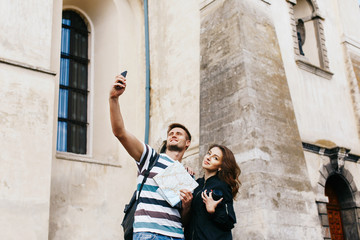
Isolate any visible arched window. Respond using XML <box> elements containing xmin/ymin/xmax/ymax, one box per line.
<box><xmin>56</xmin><ymin>10</ymin><xmax>89</xmax><ymax>154</ymax></box>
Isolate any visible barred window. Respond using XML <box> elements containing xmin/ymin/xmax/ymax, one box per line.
<box><xmin>57</xmin><ymin>10</ymin><xmax>89</xmax><ymax>154</ymax></box>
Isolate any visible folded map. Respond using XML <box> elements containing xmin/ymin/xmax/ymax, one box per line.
<box><xmin>154</xmin><ymin>161</ymin><xmax>199</xmax><ymax>207</ymax></box>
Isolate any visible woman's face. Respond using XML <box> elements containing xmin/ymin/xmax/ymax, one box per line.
<box><xmin>202</xmin><ymin>147</ymin><xmax>223</xmax><ymax>172</ymax></box>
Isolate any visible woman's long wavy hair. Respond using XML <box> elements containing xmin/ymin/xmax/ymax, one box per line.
<box><xmin>209</xmin><ymin>144</ymin><xmax>241</xmax><ymax>199</ymax></box>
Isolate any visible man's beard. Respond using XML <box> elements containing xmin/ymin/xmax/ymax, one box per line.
<box><xmin>167</xmin><ymin>144</ymin><xmax>183</xmax><ymax>152</ymax></box>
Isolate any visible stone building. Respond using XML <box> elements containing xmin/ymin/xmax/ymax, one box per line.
<box><xmin>1</xmin><ymin>0</ymin><xmax>360</xmax><ymax>239</ymax></box>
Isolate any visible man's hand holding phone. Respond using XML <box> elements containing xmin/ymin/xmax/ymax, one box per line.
<box><xmin>110</xmin><ymin>71</ymin><xmax>127</xmax><ymax>98</ymax></box>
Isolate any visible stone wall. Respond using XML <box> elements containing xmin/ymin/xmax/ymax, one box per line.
<box><xmin>200</xmin><ymin>0</ymin><xmax>323</xmax><ymax>238</ymax></box>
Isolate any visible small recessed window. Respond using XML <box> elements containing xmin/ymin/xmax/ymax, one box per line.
<box><xmin>294</xmin><ymin>0</ymin><xmax>322</xmax><ymax>66</ymax></box>
<box><xmin>57</xmin><ymin>10</ymin><xmax>89</xmax><ymax>154</ymax></box>
<box><xmin>290</xmin><ymin>0</ymin><xmax>332</xmax><ymax>78</ymax></box>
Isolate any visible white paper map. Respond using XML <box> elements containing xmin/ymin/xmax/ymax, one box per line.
<box><xmin>153</xmin><ymin>161</ymin><xmax>198</xmax><ymax>207</ymax></box>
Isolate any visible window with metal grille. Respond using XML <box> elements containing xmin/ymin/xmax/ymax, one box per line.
<box><xmin>57</xmin><ymin>10</ymin><xmax>89</xmax><ymax>154</ymax></box>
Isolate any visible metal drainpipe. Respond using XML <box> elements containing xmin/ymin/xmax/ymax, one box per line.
<box><xmin>144</xmin><ymin>0</ymin><xmax>150</xmax><ymax>144</ymax></box>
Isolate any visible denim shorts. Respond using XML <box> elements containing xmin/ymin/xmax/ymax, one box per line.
<box><xmin>133</xmin><ymin>232</ymin><xmax>184</xmax><ymax>240</ymax></box>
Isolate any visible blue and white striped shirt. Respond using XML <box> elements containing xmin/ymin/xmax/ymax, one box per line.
<box><xmin>133</xmin><ymin>144</ymin><xmax>184</xmax><ymax>238</ymax></box>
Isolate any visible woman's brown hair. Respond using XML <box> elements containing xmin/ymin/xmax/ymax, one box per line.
<box><xmin>209</xmin><ymin>144</ymin><xmax>241</xmax><ymax>199</ymax></box>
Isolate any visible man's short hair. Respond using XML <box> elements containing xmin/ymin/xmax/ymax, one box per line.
<box><xmin>167</xmin><ymin>123</ymin><xmax>192</xmax><ymax>141</ymax></box>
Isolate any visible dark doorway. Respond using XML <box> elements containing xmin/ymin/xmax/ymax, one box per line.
<box><xmin>325</xmin><ymin>176</ymin><xmax>344</xmax><ymax>239</ymax></box>
<box><xmin>325</xmin><ymin>175</ymin><xmax>359</xmax><ymax>240</ymax></box>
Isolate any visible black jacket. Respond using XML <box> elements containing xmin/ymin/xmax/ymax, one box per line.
<box><xmin>184</xmin><ymin>174</ymin><xmax>236</xmax><ymax>240</ymax></box>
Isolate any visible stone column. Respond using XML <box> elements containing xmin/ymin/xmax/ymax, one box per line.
<box><xmin>200</xmin><ymin>0</ymin><xmax>323</xmax><ymax>239</ymax></box>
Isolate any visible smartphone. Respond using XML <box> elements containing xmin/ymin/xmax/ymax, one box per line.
<box><xmin>121</xmin><ymin>71</ymin><xmax>127</xmax><ymax>77</ymax></box>
<box><xmin>115</xmin><ymin>71</ymin><xmax>127</xmax><ymax>90</ymax></box>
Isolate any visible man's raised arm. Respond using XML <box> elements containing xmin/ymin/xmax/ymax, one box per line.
<box><xmin>109</xmin><ymin>74</ymin><xmax>144</xmax><ymax>162</ymax></box>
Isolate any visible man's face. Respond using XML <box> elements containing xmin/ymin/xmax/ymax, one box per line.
<box><xmin>166</xmin><ymin>127</ymin><xmax>191</xmax><ymax>151</ymax></box>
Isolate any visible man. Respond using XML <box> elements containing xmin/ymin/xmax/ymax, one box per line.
<box><xmin>109</xmin><ymin>74</ymin><xmax>193</xmax><ymax>240</ymax></box>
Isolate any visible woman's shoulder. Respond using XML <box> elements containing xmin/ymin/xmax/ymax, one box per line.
<box><xmin>196</xmin><ymin>176</ymin><xmax>205</xmax><ymax>183</ymax></box>
<box><xmin>207</xmin><ymin>176</ymin><xmax>232</xmax><ymax>201</ymax></box>
<box><xmin>208</xmin><ymin>175</ymin><xmax>230</xmax><ymax>191</ymax></box>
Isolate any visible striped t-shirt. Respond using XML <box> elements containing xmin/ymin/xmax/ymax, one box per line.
<box><xmin>133</xmin><ymin>144</ymin><xmax>184</xmax><ymax>238</ymax></box>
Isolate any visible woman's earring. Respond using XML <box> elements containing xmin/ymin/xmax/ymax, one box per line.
<box><xmin>218</xmin><ymin>168</ymin><xmax>221</xmax><ymax>172</ymax></box>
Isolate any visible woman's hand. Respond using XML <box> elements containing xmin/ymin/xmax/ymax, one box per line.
<box><xmin>201</xmin><ymin>189</ymin><xmax>223</xmax><ymax>214</ymax></box>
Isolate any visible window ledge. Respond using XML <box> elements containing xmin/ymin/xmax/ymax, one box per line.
<box><xmin>261</xmin><ymin>0</ymin><xmax>271</xmax><ymax>5</ymax></box>
<box><xmin>199</xmin><ymin>0</ymin><xmax>215</xmax><ymax>10</ymax></box>
<box><xmin>56</xmin><ymin>151</ymin><xmax>122</xmax><ymax>168</ymax></box>
<box><xmin>342</xmin><ymin>35</ymin><xmax>360</xmax><ymax>51</ymax></box>
<box><xmin>295</xmin><ymin>57</ymin><xmax>333</xmax><ymax>80</ymax></box>
<box><xmin>0</xmin><ymin>57</ymin><xmax>56</xmax><ymax>75</ymax></box>
<box><xmin>286</xmin><ymin>0</ymin><xmax>296</xmax><ymax>4</ymax></box>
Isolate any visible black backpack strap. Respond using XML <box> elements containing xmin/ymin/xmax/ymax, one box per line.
<box><xmin>136</xmin><ymin>153</ymin><xmax>159</xmax><ymax>202</ymax></box>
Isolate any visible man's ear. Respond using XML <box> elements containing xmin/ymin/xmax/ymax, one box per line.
<box><xmin>185</xmin><ymin>140</ymin><xmax>191</xmax><ymax>149</ymax></box>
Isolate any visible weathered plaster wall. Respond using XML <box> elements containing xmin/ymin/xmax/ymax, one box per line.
<box><xmin>351</xmin><ymin>55</ymin><xmax>360</xmax><ymax>86</ymax></box>
<box><xmin>0</xmin><ymin>1</ymin><xmax>55</xmax><ymax>239</ymax></box>
<box><xmin>272</xmin><ymin>0</ymin><xmax>360</xmax><ymax>155</ymax></box>
<box><xmin>337</xmin><ymin>0</ymin><xmax>360</xmax><ymax>42</ymax></box>
<box><xmin>200</xmin><ymin>0</ymin><xmax>323</xmax><ymax>239</ymax></box>
<box><xmin>49</xmin><ymin>159</ymin><xmax>126</xmax><ymax>240</ymax></box>
<box><xmin>49</xmin><ymin>0</ymin><xmax>146</xmax><ymax>239</ymax></box>
<box><xmin>0</xmin><ymin>0</ymin><xmax>53</xmax><ymax>69</ymax></box>
<box><xmin>147</xmin><ymin>0</ymin><xmax>201</xmax><ymax>171</ymax></box>
<box><xmin>0</xmin><ymin>66</ymin><xmax>55</xmax><ymax>240</ymax></box>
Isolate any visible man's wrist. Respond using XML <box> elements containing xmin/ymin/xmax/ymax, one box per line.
<box><xmin>109</xmin><ymin>96</ymin><xmax>119</xmax><ymax>101</ymax></box>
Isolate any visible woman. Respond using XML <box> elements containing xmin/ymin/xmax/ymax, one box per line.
<box><xmin>182</xmin><ymin>144</ymin><xmax>241</xmax><ymax>240</ymax></box>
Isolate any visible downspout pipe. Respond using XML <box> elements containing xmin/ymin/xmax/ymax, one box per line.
<box><xmin>144</xmin><ymin>0</ymin><xmax>150</xmax><ymax>144</ymax></box>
